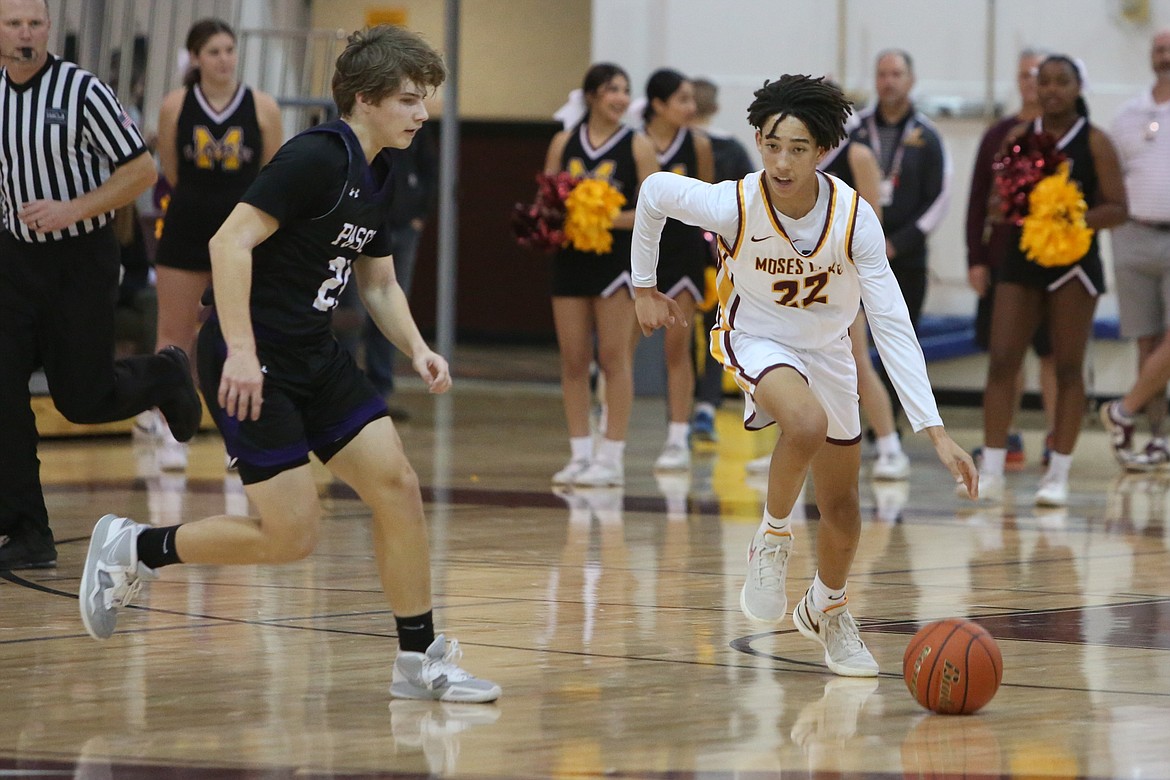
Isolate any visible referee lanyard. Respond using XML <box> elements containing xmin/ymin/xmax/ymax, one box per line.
<box><xmin>865</xmin><ymin>114</ymin><xmax>917</xmax><ymax>207</ymax></box>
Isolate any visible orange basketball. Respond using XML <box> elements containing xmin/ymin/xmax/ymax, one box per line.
<box><xmin>902</xmin><ymin>618</ymin><xmax>1002</xmax><ymax>715</ymax></box>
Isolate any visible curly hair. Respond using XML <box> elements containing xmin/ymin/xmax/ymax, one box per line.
<box><xmin>332</xmin><ymin>24</ymin><xmax>446</xmax><ymax>117</ymax></box>
<box><xmin>746</xmin><ymin>75</ymin><xmax>852</xmax><ymax>150</ymax></box>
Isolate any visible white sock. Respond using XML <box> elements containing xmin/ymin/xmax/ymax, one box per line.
<box><xmin>981</xmin><ymin>447</ymin><xmax>1007</xmax><ymax>476</ymax></box>
<box><xmin>667</xmin><ymin>422</ymin><xmax>690</xmax><ymax>448</ymax></box>
<box><xmin>1046</xmin><ymin>451</ymin><xmax>1072</xmax><ymax>483</ymax></box>
<box><xmin>597</xmin><ymin>438</ymin><xmax>625</xmax><ymax>465</ymax></box>
<box><xmin>694</xmin><ymin>401</ymin><xmax>716</xmax><ymax>417</ymax></box>
<box><xmin>570</xmin><ymin>436</ymin><xmax>593</xmax><ymax>462</ymax></box>
<box><xmin>757</xmin><ymin>508</ymin><xmax>791</xmax><ymax>542</ymax></box>
<box><xmin>876</xmin><ymin>432</ymin><xmax>902</xmax><ymax>457</ymax></box>
<box><xmin>810</xmin><ymin>571</ymin><xmax>848</xmax><ymax>613</ymax></box>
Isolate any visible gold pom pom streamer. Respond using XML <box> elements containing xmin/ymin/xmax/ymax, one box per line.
<box><xmin>1019</xmin><ymin>161</ymin><xmax>1094</xmax><ymax>268</ymax></box>
<box><xmin>563</xmin><ymin>178</ymin><xmax>626</xmax><ymax>254</ymax></box>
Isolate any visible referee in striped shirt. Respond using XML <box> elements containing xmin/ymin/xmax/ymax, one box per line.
<box><xmin>0</xmin><ymin>0</ymin><xmax>201</xmax><ymax>570</ymax></box>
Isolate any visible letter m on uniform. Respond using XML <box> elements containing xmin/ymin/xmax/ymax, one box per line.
<box><xmin>194</xmin><ymin>126</ymin><xmax>244</xmax><ymax>171</ymax></box>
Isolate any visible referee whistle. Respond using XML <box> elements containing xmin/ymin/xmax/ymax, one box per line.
<box><xmin>19</xmin><ymin>47</ymin><xmax>32</xmax><ymax>59</ymax></box>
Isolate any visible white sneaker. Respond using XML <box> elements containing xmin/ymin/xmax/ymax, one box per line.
<box><xmin>740</xmin><ymin>526</ymin><xmax>794</xmax><ymax>625</ymax></box>
<box><xmin>132</xmin><ymin>409</ymin><xmax>165</xmax><ymax>441</ymax></box>
<box><xmin>793</xmin><ymin>590</ymin><xmax>879</xmax><ymax>677</ymax></box>
<box><xmin>1034</xmin><ymin>475</ymin><xmax>1069</xmax><ymax>507</ymax></box>
<box><xmin>552</xmin><ymin>457</ymin><xmax>591</xmax><ymax>484</ymax></box>
<box><xmin>156</xmin><ymin>427</ymin><xmax>189</xmax><ymax>471</ymax></box>
<box><xmin>654</xmin><ymin>442</ymin><xmax>691</xmax><ymax>471</ymax></box>
<box><xmin>871</xmin><ymin>450</ymin><xmax>910</xmax><ymax>480</ymax></box>
<box><xmin>745</xmin><ymin>454</ymin><xmax>771</xmax><ymax>475</ymax></box>
<box><xmin>79</xmin><ymin>514</ymin><xmax>158</xmax><ymax>640</ymax></box>
<box><xmin>572</xmin><ymin>458</ymin><xmax>624</xmax><ymax>487</ymax></box>
<box><xmin>390</xmin><ymin>634</ymin><xmax>502</xmax><ymax>703</ymax></box>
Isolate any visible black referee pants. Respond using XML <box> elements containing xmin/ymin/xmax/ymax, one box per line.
<box><xmin>0</xmin><ymin>227</ymin><xmax>187</xmax><ymax>544</ymax></box>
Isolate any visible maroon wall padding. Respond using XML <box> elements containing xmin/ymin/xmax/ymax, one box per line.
<box><xmin>412</xmin><ymin>120</ymin><xmax>562</xmax><ymax>343</ymax></box>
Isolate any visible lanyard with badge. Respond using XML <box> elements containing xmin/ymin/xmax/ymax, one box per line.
<box><xmin>865</xmin><ymin>114</ymin><xmax>917</xmax><ymax>207</ymax></box>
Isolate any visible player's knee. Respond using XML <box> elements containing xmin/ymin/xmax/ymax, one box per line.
<box><xmin>373</xmin><ymin>458</ymin><xmax>420</xmax><ymax>499</ymax></box>
<box><xmin>782</xmin><ymin>411</ymin><xmax>828</xmax><ymax>449</ymax></box>
<box><xmin>818</xmin><ymin>488</ymin><xmax>860</xmax><ymax>525</ymax></box>
<box><xmin>268</xmin><ymin>515</ymin><xmax>321</xmax><ymax>562</ymax></box>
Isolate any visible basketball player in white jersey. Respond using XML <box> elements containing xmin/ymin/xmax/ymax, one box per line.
<box><xmin>630</xmin><ymin>75</ymin><xmax>977</xmax><ymax>677</ymax></box>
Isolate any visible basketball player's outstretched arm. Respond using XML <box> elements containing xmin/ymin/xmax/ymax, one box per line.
<box><xmin>353</xmin><ymin>253</ymin><xmax>450</xmax><ymax>394</ymax></box>
<box><xmin>630</xmin><ymin>171</ymin><xmax>739</xmax><ymax>334</ymax></box>
<box><xmin>851</xmin><ymin>199</ymin><xmax>979</xmax><ymax>499</ymax></box>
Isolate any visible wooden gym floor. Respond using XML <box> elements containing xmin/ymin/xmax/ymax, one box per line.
<box><xmin>3</xmin><ymin>355</ymin><xmax>1170</xmax><ymax>779</ymax></box>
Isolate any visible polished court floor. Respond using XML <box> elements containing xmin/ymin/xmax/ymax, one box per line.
<box><xmin>4</xmin><ymin>368</ymin><xmax>1170</xmax><ymax>779</ymax></box>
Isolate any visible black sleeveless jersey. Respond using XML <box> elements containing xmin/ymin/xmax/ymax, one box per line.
<box><xmin>560</xmin><ymin>122</ymin><xmax>639</xmax><ymax>202</ymax></box>
<box><xmin>175</xmin><ymin>84</ymin><xmax>262</xmax><ymax>196</ymax></box>
<box><xmin>231</xmin><ymin>119</ymin><xmax>394</xmax><ymax>339</ymax></box>
<box><xmin>158</xmin><ymin>85</ymin><xmax>265</xmax><ymax>266</ymax></box>
<box><xmin>1000</xmin><ymin>118</ymin><xmax>1103</xmax><ymax>290</ymax></box>
<box><xmin>556</xmin><ymin>122</ymin><xmax>639</xmax><ymax>270</ymax></box>
<box><xmin>655</xmin><ymin>127</ymin><xmax>709</xmax><ymax>261</ymax></box>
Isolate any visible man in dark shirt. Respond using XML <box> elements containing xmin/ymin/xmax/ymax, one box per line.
<box><xmin>850</xmin><ymin>49</ymin><xmax>951</xmax><ymax>329</ymax></box>
<box><xmin>849</xmin><ymin>49</ymin><xmax>951</xmax><ymax>425</ymax></box>
<box><xmin>78</xmin><ymin>24</ymin><xmax>500</xmax><ymax>704</ymax></box>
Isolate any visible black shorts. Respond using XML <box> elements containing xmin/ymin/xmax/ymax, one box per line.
<box><xmin>155</xmin><ymin>189</ymin><xmax>242</xmax><ymax>272</ymax></box>
<box><xmin>550</xmin><ymin>231</ymin><xmax>633</xmax><ymax>298</ymax></box>
<box><xmin>998</xmin><ymin>229</ymin><xmax>1106</xmax><ymax>295</ymax></box>
<box><xmin>197</xmin><ymin>319</ymin><xmax>388</xmax><ymax>484</ymax></box>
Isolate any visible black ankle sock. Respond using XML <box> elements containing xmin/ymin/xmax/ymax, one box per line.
<box><xmin>395</xmin><ymin>610</ymin><xmax>435</xmax><ymax>653</ymax></box>
<box><xmin>136</xmin><ymin>526</ymin><xmax>183</xmax><ymax>569</ymax></box>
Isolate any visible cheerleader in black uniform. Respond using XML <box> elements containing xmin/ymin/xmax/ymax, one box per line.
<box><xmin>148</xmin><ymin>18</ymin><xmax>283</xmax><ymax>467</ymax></box>
<box><xmin>977</xmin><ymin>55</ymin><xmax>1127</xmax><ymax>506</ymax></box>
<box><xmin>639</xmin><ymin>70</ymin><xmax>713</xmax><ymax>471</ymax></box>
<box><xmin>543</xmin><ymin>64</ymin><xmax>658</xmax><ymax>486</ymax></box>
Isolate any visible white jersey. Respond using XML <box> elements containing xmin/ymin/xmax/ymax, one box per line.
<box><xmin>631</xmin><ymin>169</ymin><xmax>943</xmax><ymax>431</ymax></box>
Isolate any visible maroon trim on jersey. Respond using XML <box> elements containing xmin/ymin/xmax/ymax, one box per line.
<box><xmin>845</xmin><ymin>191</ymin><xmax>860</xmax><ymax>265</ymax></box>
<box><xmin>827</xmin><ymin>432</ymin><xmax>864</xmax><ymax>446</ymax></box>
<box><xmin>757</xmin><ymin>172</ymin><xmax>837</xmax><ymax>259</ymax></box>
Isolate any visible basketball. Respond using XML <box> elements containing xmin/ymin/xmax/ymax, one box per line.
<box><xmin>903</xmin><ymin>618</ymin><xmax>1002</xmax><ymax>714</ymax></box>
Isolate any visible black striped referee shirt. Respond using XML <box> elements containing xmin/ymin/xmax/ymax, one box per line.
<box><xmin>0</xmin><ymin>54</ymin><xmax>147</xmax><ymax>243</ymax></box>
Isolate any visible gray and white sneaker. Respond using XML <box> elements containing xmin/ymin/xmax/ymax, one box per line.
<box><xmin>390</xmin><ymin>634</ymin><xmax>502</xmax><ymax>703</ymax></box>
<box><xmin>740</xmin><ymin>526</ymin><xmax>793</xmax><ymax>624</ymax></box>
<box><xmin>572</xmin><ymin>458</ymin><xmax>624</xmax><ymax>487</ymax></box>
<box><xmin>793</xmin><ymin>590</ymin><xmax>878</xmax><ymax>677</ymax></box>
<box><xmin>79</xmin><ymin>514</ymin><xmax>157</xmax><ymax>640</ymax></box>
<box><xmin>654</xmin><ymin>442</ymin><xmax>691</xmax><ymax>471</ymax></box>
<box><xmin>552</xmin><ymin>457</ymin><xmax>591</xmax><ymax>484</ymax></box>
